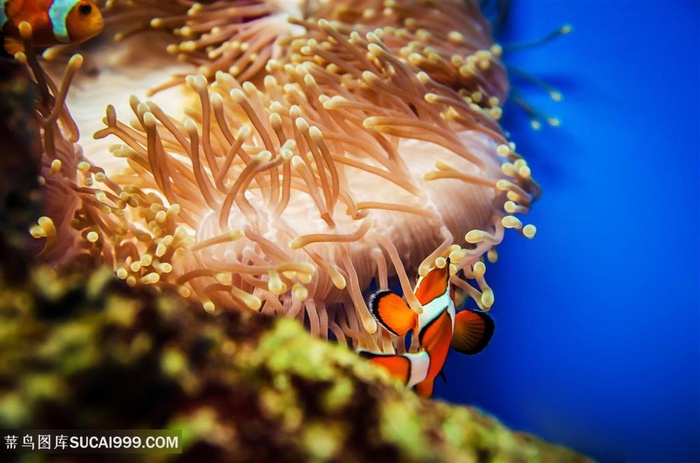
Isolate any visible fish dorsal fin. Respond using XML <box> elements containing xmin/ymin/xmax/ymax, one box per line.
<box><xmin>368</xmin><ymin>290</ymin><xmax>416</xmax><ymax>336</ymax></box>
<box><xmin>451</xmin><ymin>309</ymin><xmax>495</xmax><ymax>355</ymax></box>
<box><xmin>414</xmin><ymin>261</ymin><xmax>450</xmax><ymax>305</ymax></box>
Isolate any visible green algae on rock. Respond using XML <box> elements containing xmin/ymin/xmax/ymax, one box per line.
<box><xmin>0</xmin><ymin>263</ymin><xmax>589</xmax><ymax>463</ymax></box>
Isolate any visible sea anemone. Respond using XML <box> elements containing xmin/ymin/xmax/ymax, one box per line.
<box><xmin>29</xmin><ymin>0</ymin><xmax>539</xmax><ymax>352</ymax></box>
<box><xmin>103</xmin><ymin>0</ymin><xmax>508</xmax><ymax>97</ymax></box>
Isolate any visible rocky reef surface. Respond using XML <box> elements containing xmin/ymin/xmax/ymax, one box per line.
<box><xmin>0</xmin><ymin>262</ymin><xmax>589</xmax><ymax>463</ymax></box>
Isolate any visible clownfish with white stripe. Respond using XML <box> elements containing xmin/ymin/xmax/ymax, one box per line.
<box><xmin>0</xmin><ymin>0</ymin><xmax>103</xmax><ymax>56</ymax></box>
<box><xmin>359</xmin><ymin>258</ymin><xmax>495</xmax><ymax>397</ymax></box>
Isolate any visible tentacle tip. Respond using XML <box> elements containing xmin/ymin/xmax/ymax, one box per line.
<box><xmin>18</xmin><ymin>21</ymin><xmax>33</xmax><ymax>38</ymax></box>
<box><xmin>68</xmin><ymin>54</ymin><xmax>84</xmax><ymax>69</ymax></box>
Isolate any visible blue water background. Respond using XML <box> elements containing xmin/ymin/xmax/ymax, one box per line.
<box><xmin>435</xmin><ymin>1</ymin><xmax>700</xmax><ymax>462</ymax></box>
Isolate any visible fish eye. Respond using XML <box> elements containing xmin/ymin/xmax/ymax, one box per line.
<box><xmin>78</xmin><ymin>4</ymin><xmax>92</xmax><ymax>15</ymax></box>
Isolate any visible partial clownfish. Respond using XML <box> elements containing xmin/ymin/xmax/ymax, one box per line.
<box><xmin>360</xmin><ymin>258</ymin><xmax>495</xmax><ymax>397</ymax></box>
<box><xmin>0</xmin><ymin>0</ymin><xmax>103</xmax><ymax>55</ymax></box>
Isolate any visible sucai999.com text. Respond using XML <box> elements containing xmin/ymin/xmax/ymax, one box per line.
<box><xmin>2</xmin><ymin>430</ymin><xmax>181</xmax><ymax>454</ymax></box>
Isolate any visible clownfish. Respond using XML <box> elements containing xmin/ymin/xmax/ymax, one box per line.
<box><xmin>0</xmin><ymin>0</ymin><xmax>103</xmax><ymax>56</ymax></box>
<box><xmin>360</xmin><ymin>259</ymin><xmax>495</xmax><ymax>397</ymax></box>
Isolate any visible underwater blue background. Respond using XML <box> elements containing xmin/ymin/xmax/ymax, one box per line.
<box><xmin>436</xmin><ymin>1</ymin><xmax>700</xmax><ymax>462</ymax></box>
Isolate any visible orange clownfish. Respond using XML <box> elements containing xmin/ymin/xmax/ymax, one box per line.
<box><xmin>360</xmin><ymin>259</ymin><xmax>495</xmax><ymax>397</ymax></box>
<box><xmin>0</xmin><ymin>0</ymin><xmax>103</xmax><ymax>55</ymax></box>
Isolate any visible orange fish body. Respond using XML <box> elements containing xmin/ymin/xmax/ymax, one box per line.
<box><xmin>1</xmin><ymin>0</ymin><xmax>103</xmax><ymax>55</ymax></box>
<box><xmin>362</xmin><ymin>259</ymin><xmax>495</xmax><ymax>397</ymax></box>
<box><xmin>414</xmin><ymin>311</ymin><xmax>453</xmax><ymax>397</ymax></box>
<box><xmin>358</xmin><ymin>350</ymin><xmax>431</xmax><ymax>389</ymax></box>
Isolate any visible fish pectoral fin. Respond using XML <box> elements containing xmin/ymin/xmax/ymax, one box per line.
<box><xmin>450</xmin><ymin>309</ymin><xmax>495</xmax><ymax>355</ymax></box>
<box><xmin>368</xmin><ymin>290</ymin><xmax>416</xmax><ymax>336</ymax></box>
<box><xmin>3</xmin><ymin>36</ymin><xmax>25</xmax><ymax>56</ymax></box>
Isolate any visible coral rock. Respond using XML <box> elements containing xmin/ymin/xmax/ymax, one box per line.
<box><xmin>0</xmin><ymin>261</ymin><xmax>589</xmax><ymax>463</ymax></box>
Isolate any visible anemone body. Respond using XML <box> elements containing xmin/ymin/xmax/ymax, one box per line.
<box><xmin>35</xmin><ymin>0</ymin><xmax>539</xmax><ymax>351</ymax></box>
